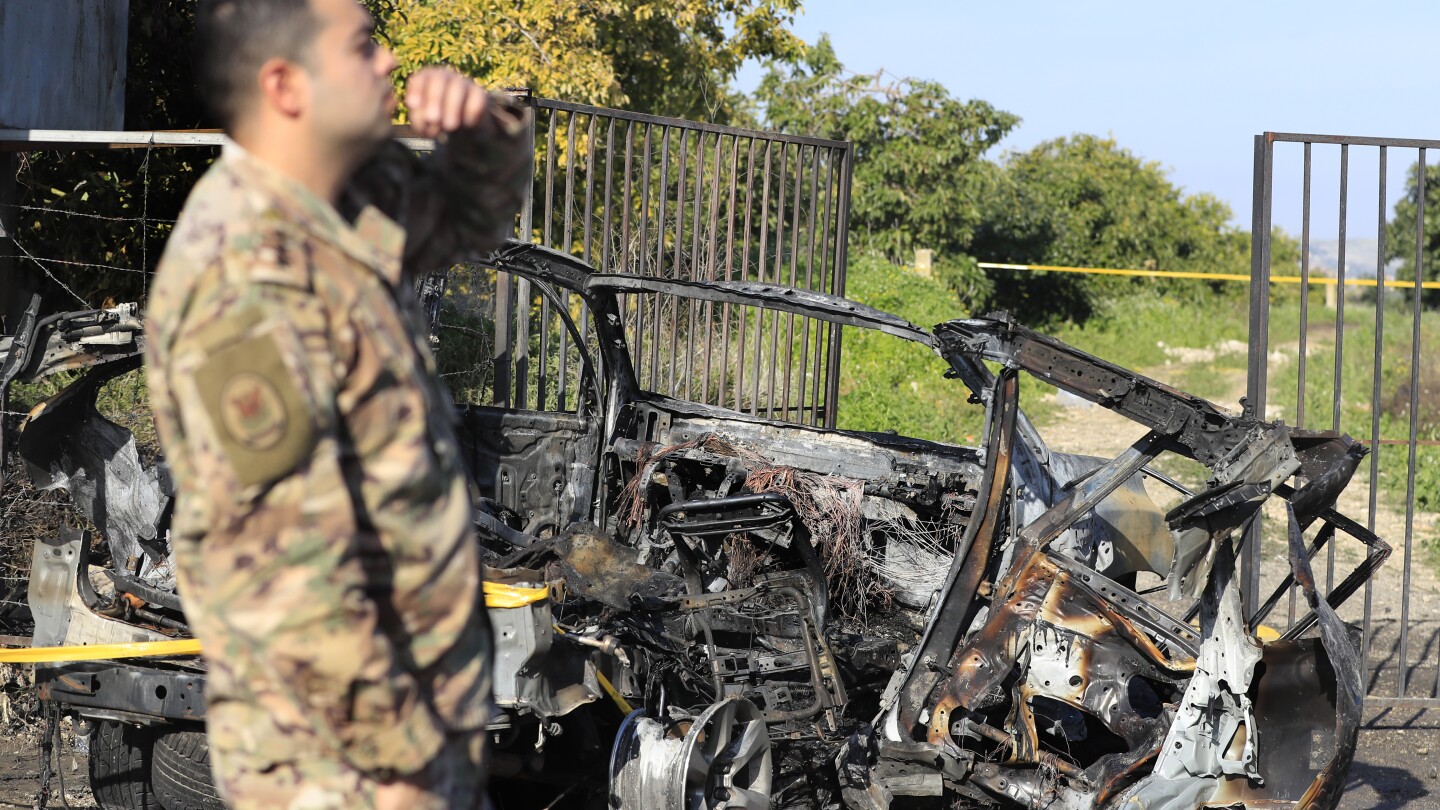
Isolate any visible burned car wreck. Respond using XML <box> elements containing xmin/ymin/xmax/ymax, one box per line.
<box><xmin>1</xmin><ymin>241</ymin><xmax>1387</xmax><ymax>810</ymax></box>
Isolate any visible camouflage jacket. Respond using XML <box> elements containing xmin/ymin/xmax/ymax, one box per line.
<box><xmin>144</xmin><ymin>105</ymin><xmax>530</xmax><ymax>777</ymax></box>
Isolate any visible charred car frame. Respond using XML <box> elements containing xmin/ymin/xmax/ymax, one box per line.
<box><xmin>1</xmin><ymin>241</ymin><xmax>1387</xmax><ymax>809</ymax></box>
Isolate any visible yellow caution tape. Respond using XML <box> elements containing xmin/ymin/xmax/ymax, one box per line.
<box><xmin>978</xmin><ymin>262</ymin><xmax>1440</xmax><ymax>290</ymax></box>
<box><xmin>594</xmin><ymin>668</ymin><xmax>635</xmax><ymax>715</ymax></box>
<box><xmin>1</xmin><ymin>584</ymin><xmax>547</xmax><ymax>664</ymax></box>
<box><xmin>0</xmin><ymin>638</ymin><xmax>203</xmax><ymax>664</ymax></box>
<box><xmin>483</xmin><ymin>580</ymin><xmax>550</xmax><ymax>608</ymax></box>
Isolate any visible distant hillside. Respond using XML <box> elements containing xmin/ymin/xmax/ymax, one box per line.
<box><xmin>1306</xmin><ymin>238</ymin><xmax>1400</xmax><ymax>279</ymax></box>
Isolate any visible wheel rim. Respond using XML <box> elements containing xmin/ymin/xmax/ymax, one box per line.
<box><xmin>609</xmin><ymin>698</ymin><xmax>772</xmax><ymax>810</ymax></box>
<box><xmin>673</xmin><ymin>697</ymin><xmax>772</xmax><ymax>810</ymax></box>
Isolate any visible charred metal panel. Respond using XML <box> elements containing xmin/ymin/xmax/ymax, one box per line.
<box><xmin>37</xmin><ymin>662</ymin><xmax>205</xmax><ymax>724</ymax></box>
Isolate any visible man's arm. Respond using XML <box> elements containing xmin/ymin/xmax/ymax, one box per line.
<box><xmin>351</xmin><ymin>68</ymin><xmax>532</xmax><ymax>275</ymax></box>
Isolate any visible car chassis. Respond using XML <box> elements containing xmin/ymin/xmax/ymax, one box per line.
<box><xmin>1</xmin><ymin>241</ymin><xmax>1388</xmax><ymax>810</ymax></box>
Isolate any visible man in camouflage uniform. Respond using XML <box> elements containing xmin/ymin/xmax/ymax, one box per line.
<box><xmin>144</xmin><ymin>0</ymin><xmax>529</xmax><ymax>806</ymax></box>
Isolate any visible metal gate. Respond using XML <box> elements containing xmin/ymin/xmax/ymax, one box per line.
<box><xmin>0</xmin><ymin>98</ymin><xmax>855</xmax><ymax>428</ymax></box>
<box><xmin>475</xmin><ymin>96</ymin><xmax>854</xmax><ymax>427</ymax></box>
<box><xmin>1247</xmin><ymin>132</ymin><xmax>1440</xmax><ymax>709</ymax></box>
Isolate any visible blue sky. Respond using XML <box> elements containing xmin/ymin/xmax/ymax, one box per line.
<box><xmin>735</xmin><ymin>1</ymin><xmax>1440</xmax><ymax>244</ymax></box>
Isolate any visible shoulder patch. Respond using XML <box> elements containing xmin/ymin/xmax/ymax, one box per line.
<box><xmin>194</xmin><ymin>331</ymin><xmax>317</xmax><ymax>489</ymax></box>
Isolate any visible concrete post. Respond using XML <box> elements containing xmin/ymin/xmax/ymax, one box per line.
<box><xmin>914</xmin><ymin>249</ymin><xmax>933</xmax><ymax>278</ymax></box>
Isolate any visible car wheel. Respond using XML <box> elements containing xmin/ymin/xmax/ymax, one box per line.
<box><xmin>89</xmin><ymin>721</ymin><xmax>161</xmax><ymax>810</ymax></box>
<box><xmin>151</xmin><ymin>727</ymin><xmax>225</xmax><ymax>810</ymax></box>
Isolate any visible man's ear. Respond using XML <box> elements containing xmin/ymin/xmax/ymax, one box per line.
<box><xmin>256</xmin><ymin>57</ymin><xmax>308</xmax><ymax>119</ymax></box>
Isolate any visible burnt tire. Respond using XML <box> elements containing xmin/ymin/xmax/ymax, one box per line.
<box><xmin>152</xmin><ymin>728</ymin><xmax>225</xmax><ymax>810</ymax></box>
<box><xmin>89</xmin><ymin>721</ymin><xmax>161</xmax><ymax>810</ymax></box>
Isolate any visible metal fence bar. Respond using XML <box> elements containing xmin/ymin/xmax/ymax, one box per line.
<box><xmin>1254</xmin><ymin>131</ymin><xmax>1440</xmax><ymax>708</ymax></box>
<box><xmin>639</xmin><ymin>124</ymin><xmax>656</xmax><ymax>390</ymax></box>
<box><xmin>799</xmin><ymin>147</ymin><xmax>821</xmax><ymax>424</ymax></box>
<box><xmin>1328</xmin><ymin>144</ymin><xmax>1350</xmax><ymax>594</ymax></box>
<box><xmin>1243</xmin><ymin>135</ymin><xmax>1274</xmax><ymax>610</ymax></box>
<box><xmin>752</xmin><ymin>140</ymin><xmax>773</xmax><ymax>417</ymax></box>
<box><xmin>667</xmin><ymin>130</ymin><xmax>687</xmax><ymax>397</ymax></box>
<box><xmin>557</xmin><ymin>112</ymin><xmax>578</xmax><ymax>412</ymax></box>
<box><xmin>824</xmin><ymin>147</ymin><xmax>854</xmax><ymax>429</ymax></box>
<box><xmin>781</xmin><ymin>145</ymin><xmax>804</xmax><ymax>420</ymax></box>
<box><xmin>700</xmin><ymin>133</ymin><xmax>724</xmax><ymax>404</ymax></box>
<box><xmin>1398</xmin><ymin>147</ymin><xmax>1425</xmax><ymax>698</ymax></box>
<box><xmin>735</xmin><ymin>138</ymin><xmax>757</xmax><ymax>413</ymax></box>
<box><xmin>812</xmin><ymin>151</ymin><xmax>837</xmax><ymax>426</ymax></box>
<box><xmin>717</xmin><ymin>135</ymin><xmax>740</xmax><ymax>407</ymax></box>
<box><xmin>686</xmin><ymin>132</ymin><xmax>708</xmax><ymax>400</ymax></box>
<box><xmin>1364</xmin><ymin>146</ymin><xmax>1386</xmax><ymax>682</ymax></box>
<box><xmin>766</xmin><ymin>142</ymin><xmax>790</xmax><ymax>421</ymax></box>
<box><xmin>538</xmin><ymin>108</ymin><xmax>558</xmax><ymax>411</ymax></box>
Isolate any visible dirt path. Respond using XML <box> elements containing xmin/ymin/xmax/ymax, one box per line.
<box><xmin>1035</xmin><ymin>357</ymin><xmax>1440</xmax><ymax>809</ymax></box>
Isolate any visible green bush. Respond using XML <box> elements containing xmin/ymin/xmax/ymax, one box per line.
<box><xmin>835</xmin><ymin>253</ymin><xmax>987</xmax><ymax>444</ymax></box>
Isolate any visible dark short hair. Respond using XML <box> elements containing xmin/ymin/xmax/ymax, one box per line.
<box><xmin>194</xmin><ymin>0</ymin><xmax>320</xmax><ymax>132</ymax></box>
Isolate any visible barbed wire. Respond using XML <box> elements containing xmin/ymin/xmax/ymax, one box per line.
<box><xmin>0</xmin><ymin>202</ymin><xmax>175</xmax><ymax>226</ymax></box>
<box><xmin>3</xmin><ymin>241</ymin><xmax>89</xmax><ymax>308</ymax></box>
<box><xmin>0</xmin><ymin>253</ymin><xmax>142</xmax><ymax>276</ymax></box>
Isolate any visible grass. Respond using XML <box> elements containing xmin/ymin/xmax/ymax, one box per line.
<box><xmin>835</xmin><ymin>254</ymin><xmax>989</xmax><ymax>444</ymax></box>
<box><xmin>837</xmin><ymin>262</ymin><xmax>1440</xmax><ymax>554</ymax></box>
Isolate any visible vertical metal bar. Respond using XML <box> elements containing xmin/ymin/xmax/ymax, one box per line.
<box><xmin>599</xmin><ymin>117</ymin><xmax>617</xmax><ymax>369</ymax></box>
<box><xmin>1241</xmin><ymin>134</ymin><xmax>1273</xmax><ymax>610</ymax></box>
<box><xmin>799</xmin><ymin>146</ymin><xmax>819</xmax><ymax>422</ymax></box>
<box><xmin>1327</xmin><ymin>143</ymin><xmax>1350</xmax><ymax>593</ymax></box>
<box><xmin>665</xmin><ymin>130</ymin><xmax>688</xmax><ymax>394</ymax></box>
<box><xmin>1297</xmin><ymin>143</ymin><xmax>1313</xmax><ymax>430</ymax></box>
<box><xmin>824</xmin><ymin>145</ymin><xmax>855</xmax><ymax>428</ymax></box>
<box><xmin>718</xmin><ymin>135</ymin><xmax>740</xmax><ymax>408</ymax></box>
<box><xmin>600</xmin><ymin>118</ymin><xmax>617</xmax><ymax>274</ymax></box>
<box><xmin>780</xmin><ymin>145</ymin><xmax>804</xmax><ymax>421</ymax></box>
<box><xmin>645</xmin><ymin>125</ymin><xmax>659</xmax><ymax>389</ymax></box>
<box><xmin>1365</xmin><ymin>144</ymin><xmax>1387</xmax><ymax>684</ymax></box>
<box><xmin>684</xmin><ymin>130</ymin><xmax>707</xmax><ymax>399</ymax></box>
<box><xmin>812</xmin><ymin>150</ymin><xmax>837</xmax><ymax>425</ymax></box>
<box><xmin>752</xmin><ymin>140</ymin><xmax>774</xmax><ymax>416</ymax></box>
<box><xmin>766</xmin><ymin>143</ymin><xmax>790</xmax><ymax>420</ymax></box>
<box><xmin>621</xmin><ymin>121</ymin><xmax>635</xmax><ymax>273</ymax></box>
<box><xmin>493</xmin><ymin>98</ymin><xmax>537</xmax><ymax>408</ymax></box>
<box><xmin>1399</xmin><ymin>147</ymin><xmax>1425</xmax><ymax>698</ymax></box>
<box><xmin>557</xmin><ymin>112</ymin><xmax>578</xmax><ymax>412</ymax></box>
<box><xmin>637</xmin><ymin>124</ymin><xmax>655</xmax><ymax>387</ymax></box>
<box><xmin>576</xmin><ymin>114</ymin><xmax>598</xmax><ymax>413</ymax></box>
<box><xmin>735</xmin><ymin>139</ymin><xmax>758</xmax><ymax>411</ymax></box>
<box><xmin>720</xmin><ymin>135</ymin><xmax>743</xmax><ymax>406</ymax></box>
<box><xmin>507</xmin><ymin>102</ymin><xmax>540</xmax><ymax>409</ymax></box>
<box><xmin>659</xmin><ymin>126</ymin><xmax>673</xmax><ymax>392</ymax></box>
<box><xmin>701</xmin><ymin>133</ymin><xmax>724</xmax><ymax>405</ymax></box>
<box><xmin>538</xmin><ymin>108</ymin><xmax>558</xmax><ymax>410</ymax></box>
<box><xmin>1290</xmin><ymin>143</ymin><xmax>1312</xmax><ymax>631</ymax></box>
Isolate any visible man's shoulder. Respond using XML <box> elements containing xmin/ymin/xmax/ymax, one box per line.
<box><xmin>158</xmin><ymin>161</ymin><xmax>314</xmax><ymax>289</ymax></box>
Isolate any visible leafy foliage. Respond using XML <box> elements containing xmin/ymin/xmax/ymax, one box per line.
<box><xmin>971</xmin><ymin>135</ymin><xmax>1270</xmax><ymax>326</ymax></box>
<box><xmin>383</xmin><ymin>0</ymin><xmax>805</xmax><ymax>121</ymax></box>
<box><xmin>836</xmin><ymin>254</ymin><xmax>986</xmax><ymax>444</ymax></box>
<box><xmin>1384</xmin><ymin>160</ymin><xmax>1440</xmax><ymax>308</ymax></box>
<box><xmin>755</xmin><ymin>37</ymin><xmax>1017</xmax><ymax>311</ymax></box>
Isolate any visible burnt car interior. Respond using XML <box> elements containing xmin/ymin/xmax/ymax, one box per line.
<box><xmin>0</xmin><ymin>241</ymin><xmax>1388</xmax><ymax>810</ymax></box>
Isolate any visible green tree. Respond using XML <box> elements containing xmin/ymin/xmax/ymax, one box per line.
<box><xmin>384</xmin><ymin>0</ymin><xmax>805</xmax><ymax>121</ymax></box>
<box><xmin>1384</xmin><ymin>160</ymin><xmax>1440</xmax><ymax>308</ymax></box>
<box><xmin>754</xmin><ymin>36</ymin><xmax>1017</xmax><ymax>309</ymax></box>
<box><xmin>972</xmin><ymin>135</ymin><xmax>1272</xmax><ymax>325</ymax></box>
